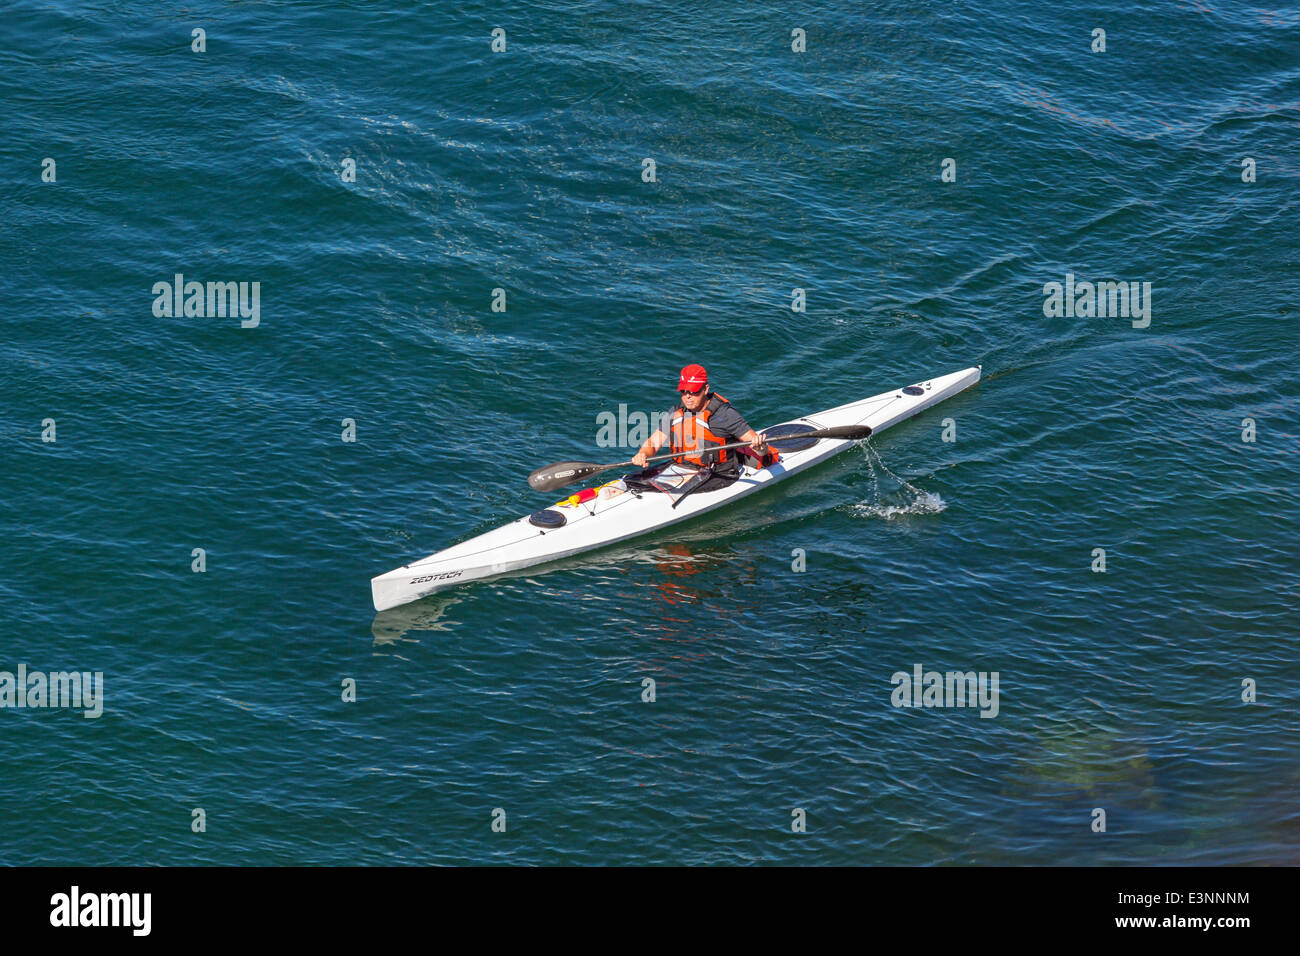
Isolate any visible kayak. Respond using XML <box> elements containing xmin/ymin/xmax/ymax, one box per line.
<box><xmin>371</xmin><ymin>365</ymin><xmax>981</xmax><ymax>611</ymax></box>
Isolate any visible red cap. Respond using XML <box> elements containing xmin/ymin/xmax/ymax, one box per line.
<box><xmin>677</xmin><ymin>364</ymin><xmax>708</xmax><ymax>391</ymax></box>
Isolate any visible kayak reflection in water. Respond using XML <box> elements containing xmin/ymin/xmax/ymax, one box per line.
<box><xmin>630</xmin><ymin>364</ymin><xmax>778</xmax><ymax>499</ymax></box>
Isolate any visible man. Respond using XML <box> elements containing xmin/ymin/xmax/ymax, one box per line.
<box><xmin>631</xmin><ymin>364</ymin><xmax>772</xmax><ymax>494</ymax></box>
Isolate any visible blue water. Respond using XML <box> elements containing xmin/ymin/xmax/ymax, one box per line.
<box><xmin>1</xmin><ymin>1</ymin><xmax>1297</xmax><ymax>865</ymax></box>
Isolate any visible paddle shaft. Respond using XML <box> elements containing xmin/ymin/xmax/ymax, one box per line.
<box><xmin>528</xmin><ymin>424</ymin><xmax>872</xmax><ymax>492</ymax></box>
<box><xmin>634</xmin><ymin>423</ymin><xmax>872</xmax><ymax>467</ymax></box>
<box><xmin>577</xmin><ymin>432</ymin><xmax>808</xmax><ymax>477</ymax></box>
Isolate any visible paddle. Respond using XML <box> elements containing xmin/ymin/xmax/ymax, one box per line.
<box><xmin>527</xmin><ymin>424</ymin><xmax>873</xmax><ymax>492</ymax></box>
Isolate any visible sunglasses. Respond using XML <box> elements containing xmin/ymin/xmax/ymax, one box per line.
<box><xmin>679</xmin><ymin>386</ymin><xmax>706</xmax><ymax>396</ymax></box>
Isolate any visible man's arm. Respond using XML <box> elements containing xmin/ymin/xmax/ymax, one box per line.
<box><xmin>709</xmin><ymin>405</ymin><xmax>766</xmax><ymax>454</ymax></box>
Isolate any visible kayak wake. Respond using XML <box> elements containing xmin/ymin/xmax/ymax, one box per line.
<box><xmin>849</xmin><ymin>441</ymin><xmax>950</xmax><ymax>519</ymax></box>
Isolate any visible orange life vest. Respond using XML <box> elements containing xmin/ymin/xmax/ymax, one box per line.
<box><xmin>669</xmin><ymin>393</ymin><xmax>733</xmax><ymax>468</ymax></box>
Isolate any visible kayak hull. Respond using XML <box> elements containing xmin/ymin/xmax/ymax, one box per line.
<box><xmin>371</xmin><ymin>365</ymin><xmax>980</xmax><ymax>611</ymax></box>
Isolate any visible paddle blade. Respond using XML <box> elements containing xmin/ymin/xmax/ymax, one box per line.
<box><xmin>816</xmin><ymin>425</ymin><xmax>873</xmax><ymax>440</ymax></box>
<box><xmin>528</xmin><ymin>460</ymin><xmax>606</xmax><ymax>492</ymax></box>
<box><xmin>766</xmin><ymin>425</ymin><xmax>873</xmax><ymax>448</ymax></box>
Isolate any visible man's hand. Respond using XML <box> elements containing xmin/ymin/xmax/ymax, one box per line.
<box><xmin>634</xmin><ymin>431</ymin><xmax>666</xmax><ymax>469</ymax></box>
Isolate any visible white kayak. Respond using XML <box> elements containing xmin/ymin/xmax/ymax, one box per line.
<box><xmin>371</xmin><ymin>365</ymin><xmax>981</xmax><ymax>611</ymax></box>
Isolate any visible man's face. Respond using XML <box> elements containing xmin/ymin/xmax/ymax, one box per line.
<box><xmin>680</xmin><ymin>385</ymin><xmax>707</xmax><ymax>411</ymax></box>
